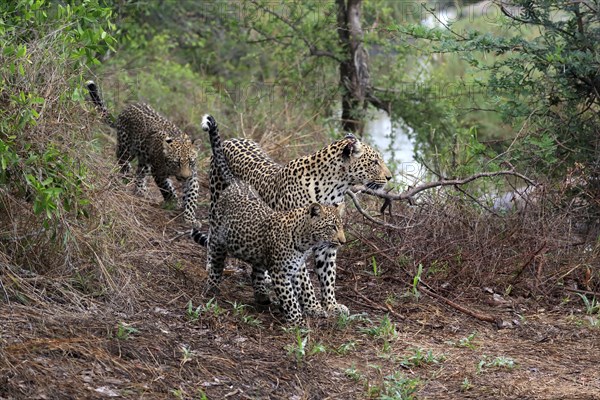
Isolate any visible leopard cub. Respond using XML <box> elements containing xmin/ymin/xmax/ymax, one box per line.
<box><xmin>86</xmin><ymin>81</ymin><xmax>199</xmax><ymax>226</ymax></box>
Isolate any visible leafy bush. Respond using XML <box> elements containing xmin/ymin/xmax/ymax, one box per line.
<box><xmin>0</xmin><ymin>0</ymin><xmax>115</xmax><ymax>224</ymax></box>
<box><xmin>395</xmin><ymin>0</ymin><xmax>600</xmax><ymax>179</ymax></box>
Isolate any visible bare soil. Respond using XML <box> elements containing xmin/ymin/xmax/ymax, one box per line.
<box><xmin>1</xmin><ymin>184</ymin><xmax>599</xmax><ymax>400</ymax></box>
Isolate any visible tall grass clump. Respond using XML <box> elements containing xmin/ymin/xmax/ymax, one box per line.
<box><xmin>0</xmin><ymin>1</ymin><xmax>154</xmax><ymax>309</ymax></box>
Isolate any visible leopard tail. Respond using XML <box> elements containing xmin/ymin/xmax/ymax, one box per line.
<box><xmin>190</xmin><ymin>229</ymin><xmax>209</xmax><ymax>247</ymax></box>
<box><xmin>85</xmin><ymin>80</ymin><xmax>116</xmax><ymax>128</ymax></box>
<box><xmin>201</xmin><ymin>114</ymin><xmax>234</xmax><ymax>185</ymax></box>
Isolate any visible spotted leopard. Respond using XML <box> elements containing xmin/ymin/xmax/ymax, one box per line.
<box><xmin>200</xmin><ymin>114</ymin><xmax>346</xmax><ymax>324</ymax></box>
<box><xmin>86</xmin><ymin>81</ymin><xmax>199</xmax><ymax>226</ymax></box>
<box><xmin>195</xmin><ymin>132</ymin><xmax>392</xmax><ymax>315</ymax></box>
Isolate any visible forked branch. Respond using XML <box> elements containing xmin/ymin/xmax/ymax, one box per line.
<box><xmin>347</xmin><ymin>170</ymin><xmax>536</xmax><ymax>229</ymax></box>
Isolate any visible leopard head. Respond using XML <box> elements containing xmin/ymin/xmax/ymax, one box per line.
<box><xmin>307</xmin><ymin>203</ymin><xmax>346</xmax><ymax>247</ymax></box>
<box><xmin>163</xmin><ymin>135</ymin><xmax>198</xmax><ymax>181</ymax></box>
<box><xmin>340</xmin><ymin>135</ymin><xmax>392</xmax><ymax>190</ymax></box>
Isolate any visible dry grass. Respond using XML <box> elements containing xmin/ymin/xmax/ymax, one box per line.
<box><xmin>1</xmin><ymin>54</ymin><xmax>599</xmax><ymax>397</ymax></box>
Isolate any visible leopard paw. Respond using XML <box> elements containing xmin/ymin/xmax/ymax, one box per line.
<box><xmin>304</xmin><ymin>305</ymin><xmax>328</xmax><ymax>318</ymax></box>
<box><xmin>326</xmin><ymin>303</ymin><xmax>349</xmax><ymax>316</ymax></box>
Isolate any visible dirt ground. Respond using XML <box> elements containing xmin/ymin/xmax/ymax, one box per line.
<box><xmin>1</xmin><ymin>185</ymin><xmax>599</xmax><ymax>400</ymax></box>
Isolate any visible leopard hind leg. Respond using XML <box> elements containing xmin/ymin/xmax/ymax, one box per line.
<box><xmin>204</xmin><ymin>239</ymin><xmax>227</xmax><ymax>296</ymax></box>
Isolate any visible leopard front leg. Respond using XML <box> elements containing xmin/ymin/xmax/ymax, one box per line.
<box><xmin>116</xmin><ymin>132</ymin><xmax>132</xmax><ymax>176</ymax></box>
<box><xmin>271</xmin><ymin>267</ymin><xmax>304</xmax><ymax>325</ymax></box>
<box><xmin>292</xmin><ymin>263</ymin><xmax>326</xmax><ymax>318</ymax></box>
<box><xmin>313</xmin><ymin>245</ymin><xmax>349</xmax><ymax>316</ymax></box>
<box><xmin>152</xmin><ymin>170</ymin><xmax>177</xmax><ymax>204</ymax></box>
<box><xmin>182</xmin><ymin>174</ymin><xmax>199</xmax><ymax>226</ymax></box>
<box><xmin>133</xmin><ymin>163</ymin><xmax>151</xmax><ymax>196</ymax></box>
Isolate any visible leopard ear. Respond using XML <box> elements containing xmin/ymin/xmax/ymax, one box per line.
<box><xmin>335</xmin><ymin>202</ymin><xmax>346</xmax><ymax>217</ymax></box>
<box><xmin>309</xmin><ymin>203</ymin><xmax>322</xmax><ymax>217</ymax></box>
<box><xmin>165</xmin><ymin>137</ymin><xmax>174</xmax><ymax>144</ymax></box>
<box><xmin>342</xmin><ymin>137</ymin><xmax>364</xmax><ymax>160</ymax></box>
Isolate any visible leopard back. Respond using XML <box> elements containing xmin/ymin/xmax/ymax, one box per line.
<box><xmin>219</xmin><ymin>135</ymin><xmax>392</xmax><ymax>211</ymax></box>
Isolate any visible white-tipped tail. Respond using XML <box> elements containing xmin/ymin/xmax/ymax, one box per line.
<box><xmin>201</xmin><ymin>114</ymin><xmax>212</xmax><ymax>131</ymax></box>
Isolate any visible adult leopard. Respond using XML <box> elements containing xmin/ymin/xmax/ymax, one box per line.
<box><xmin>201</xmin><ymin>114</ymin><xmax>346</xmax><ymax>324</ymax></box>
<box><xmin>194</xmin><ymin>133</ymin><xmax>392</xmax><ymax>315</ymax></box>
<box><xmin>86</xmin><ymin>81</ymin><xmax>199</xmax><ymax>226</ymax></box>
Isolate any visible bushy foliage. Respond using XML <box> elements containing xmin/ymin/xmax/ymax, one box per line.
<box><xmin>395</xmin><ymin>0</ymin><xmax>600</xmax><ymax>178</ymax></box>
<box><xmin>0</xmin><ymin>0</ymin><xmax>115</xmax><ymax>223</ymax></box>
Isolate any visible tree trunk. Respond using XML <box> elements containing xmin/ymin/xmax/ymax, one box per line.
<box><xmin>336</xmin><ymin>0</ymin><xmax>371</xmax><ymax>135</ymax></box>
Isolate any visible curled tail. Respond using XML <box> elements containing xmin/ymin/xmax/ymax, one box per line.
<box><xmin>85</xmin><ymin>80</ymin><xmax>115</xmax><ymax>127</ymax></box>
<box><xmin>201</xmin><ymin>114</ymin><xmax>234</xmax><ymax>185</ymax></box>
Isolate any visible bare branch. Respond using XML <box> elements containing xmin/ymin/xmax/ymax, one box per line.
<box><xmin>355</xmin><ymin>170</ymin><xmax>537</xmax><ymax>202</ymax></box>
<box><xmin>346</xmin><ymin>190</ymin><xmax>421</xmax><ymax>230</ymax></box>
<box><xmin>248</xmin><ymin>0</ymin><xmax>343</xmax><ymax>63</ymax></box>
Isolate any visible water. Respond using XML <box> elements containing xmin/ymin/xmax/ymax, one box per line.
<box><xmin>364</xmin><ymin>109</ymin><xmax>423</xmax><ymax>185</ymax></box>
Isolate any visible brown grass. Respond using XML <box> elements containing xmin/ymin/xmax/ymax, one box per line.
<box><xmin>1</xmin><ymin>60</ymin><xmax>599</xmax><ymax>398</ymax></box>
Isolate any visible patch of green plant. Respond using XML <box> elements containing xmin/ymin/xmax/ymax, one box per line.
<box><xmin>309</xmin><ymin>342</ymin><xmax>327</xmax><ymax>356</ymax></box>
<box><xmin>411</xmin><ymin>264</ymin><xmax>423</xmax><ymax>301</ymax></box>
<box><xmin>186</xmin><ymin>298</ymin><xmax>224</xmax><ymax>321</ymax></box>
<box><xmin>334</xmin><ymin>341</ymin><xmax>357</xmax><ymax>355</ymax></box>
<box><xmin>576</xmin><ymin>294</ymin><xmax>600</xmax><ymax>316</ymax></box>
<box><xmin>371</xmin><ymin>256</ymin><xmax>381</xmax><ymax>277</ymax></box>
<box><xmin>171</xmin><ymin>388</ymin><xmax>184</xmax><ymax>400</ymax></box>
<box><xmin>385</xmin><ymin>293</ymin><xmax>398</xmax><ymax>307</ymax></box>
<box><xmin>336</xmin><ymin>312</ymin><xmax>368</xmax><ymax>329</ymax></box>
<box><xmin>379</xmin><ymin>372</ymin><xmax>421</xmax><ymax>400</ymax></box>
<box><xmin>446</xmin><ymin>332</ymin><xmax>478</xmax><ymax>349</ymax></box>
<box><xmin>427</xmin><ymin>259</ymin><xmax>449</xmax><ymax>278</ymax></box>
<box><xmin>241</xmin><ymin>314</ymin><xmax>263</xmax><ymax>328</ymax></box>
<box><xmin>161</xmin><ymin>199</ymin><xmax>178</xmax><ymax>211</ymax></box>
<box><xmin>477</xmin><ymin>355</ymin><xmax>517</xmax><ymax>373</ymax></box>
<box><xmin>180</xmin><ymin>345</ymin><xmax>194</xmax><ymax>366</ymax></box>
<box><xmin>399</xmin><ymin>347</ymin><xmax>446</xmax><ymax>368</ymax></box>
<box><xmin>361</xmin><ymin>314</ymin><xmax>398</xmax><ymax>341</ymax></box>
<box><xmin>284</xmin><ymin>326</ymin><xmax>311</xmax><ymax>366</ymax></box>
<box><xmin>228</xmin><ymin>301</ymin><xmax>262</xmax><ymax>327</ymax></box>
<box><xmin>345</xmin><ymin>365</ymin><xmax>363</xmax><ymax>382</ymax></box>
<box><xmin>461</xmin><ymin>377</ymin><xmax>473</xmax><ymax>392</ymax></box>
<box><xmin>115</xmin><ymin>322</ymin><xmax>138</xmax><ymax>340</ymax></box>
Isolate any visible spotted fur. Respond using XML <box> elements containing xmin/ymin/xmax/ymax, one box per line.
<box><xmin>201</xmin><ymin>115</ymin><xmax>346</xmax><ymax>324</ymax></box>
<box><xmin>86</xmin><ymin>81</ymin><xmax>199</xmax><ymax>226</ymax></box>
<box><xmin>196</xmin><ymin>133</ymin><xmax>391</xmax><ymax>315</ymax></box>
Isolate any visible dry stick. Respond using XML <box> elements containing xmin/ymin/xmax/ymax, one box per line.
<box><xmin>416</xmin><ymin>285</ymin><xmax>497</xmax><ymax>323</ymax></box>
<box><xmin>346</xmin><ymin>190</ymin><xmax>419</xmax><ymax>231</ymax></box>
<box><xmin>358</xmin><ymin>170</ymin><xmax>537</xmax><ymax>202</ymax></box>
<box><xmin>351</xmin><ymin>279</ymin><xmax>406</xmax><ymax>320</ymax></box>
<box><xmin>564</xmin><ymin>287</ymin><xmax>600</xmax><ymax>298</ymax></box>
<box><xmin>510</xmin><ymin>242</ymin><xmax>547</xmax><ymax>284</ymax></box>
<box><xmin>374</xmin><ymin>246</ymin><xmax>499</xmax><ymax>324</ymax></box>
